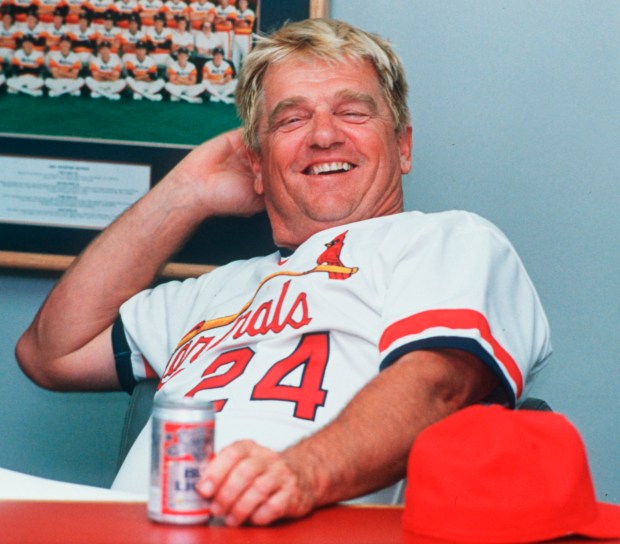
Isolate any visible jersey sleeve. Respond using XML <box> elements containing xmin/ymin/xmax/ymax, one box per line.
<box><xmin>114</xmin><ymin>260</ymin><xmax>253</xmax><ymax>392</ymax></box>
<box><xmin>377</xmin><ymin>212</ymin><xmax>551</xmax><ymax>406</ymax></box>
<box><xmin>114</xmin><ymin>276</ymin><xmax>202</xmax><ymax>391</ymax></box>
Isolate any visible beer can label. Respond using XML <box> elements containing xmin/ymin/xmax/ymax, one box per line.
<box><xmin>161</xmin><ymin>421</ymin><xmax>212</xmax><ymax>517</ymax></box>
<box><xmin>149</xmin><ymin>414</ymin><xmax>214</xmax><ymax>523</ymax></box>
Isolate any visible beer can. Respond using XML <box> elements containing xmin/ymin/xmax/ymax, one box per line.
<box><xmin>148</xmin><ymin>396</ymin><xmax>214</xmax><ymax>524</ymax></box>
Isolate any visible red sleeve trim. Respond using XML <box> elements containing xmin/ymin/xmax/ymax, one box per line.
<box><xmin>379</xmin><ymin>309</ymin><xmax>523</xmax><ymax>397</ymax></box>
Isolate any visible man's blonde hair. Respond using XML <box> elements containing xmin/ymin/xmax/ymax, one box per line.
<box><xmin>236</xmin><ymin>18</ymin><xmax>410</xmax><ymax>152</ymax></box>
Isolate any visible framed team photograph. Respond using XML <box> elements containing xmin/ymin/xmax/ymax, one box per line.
<box><xmin>0</xmin><ymin>0</ymin><xmax>330</xmax><ymax>276</ymax></box>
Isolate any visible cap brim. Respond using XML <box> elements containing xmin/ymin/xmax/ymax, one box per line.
<box><xmin>576</xmin><ymin>502</ymin><xmax>620</xmax><ymax>539</ymax></box>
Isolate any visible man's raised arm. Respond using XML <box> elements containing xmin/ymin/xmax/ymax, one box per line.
<box><xmin>15</xmin><ymin>129</ymin><xmax>264</xmax><ymax>392</ymax></box>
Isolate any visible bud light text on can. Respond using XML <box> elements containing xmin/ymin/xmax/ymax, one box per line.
<box><xmin>148</xmin><ymin>396</ymin><xmax>214</xmax><ymax>524</ymax></box>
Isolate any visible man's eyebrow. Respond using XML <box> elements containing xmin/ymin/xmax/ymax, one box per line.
<box><xmin>334</xmin><ymin>90</ymin><xmax>379</xmax><ymax>114</ymax></box>
<box><xmin>267</xmin><ymin>97</ymin><xmax>308</xmax><ymax>131</ymax></box>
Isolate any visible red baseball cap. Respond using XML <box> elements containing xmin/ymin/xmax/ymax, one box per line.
<box><xmin>403</xmin><ymin>404</ymin><xmax>620</xmax><ymax>543</ymax></box>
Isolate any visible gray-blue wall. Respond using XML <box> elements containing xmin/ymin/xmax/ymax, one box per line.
<box><xmin>1</xmin><ymin>1</ymin><xmax>619</xmax><ymax>499</ymax></box>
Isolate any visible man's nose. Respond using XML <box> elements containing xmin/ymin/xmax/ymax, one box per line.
<box><xmin>307</xmin><ymin>110</ymin><xmax>345</xmax><ymax>149</ymax></box>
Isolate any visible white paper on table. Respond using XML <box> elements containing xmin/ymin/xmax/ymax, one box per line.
<box><xmin>0</xmin><ymin>468</ymin><xmax>147</xmax><ymax>502</ymax></box>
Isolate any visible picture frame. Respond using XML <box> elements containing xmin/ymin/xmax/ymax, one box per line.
<box><xmin>0</xmin><ymin>0</ymin><xmax>330</xmax><ymax>278</ymax></box>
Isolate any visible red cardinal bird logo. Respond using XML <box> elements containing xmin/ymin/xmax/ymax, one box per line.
<box><xmin>316</xmin><ymin>231</ymin><xmax>358</xmax><ymax>280</ymax></box>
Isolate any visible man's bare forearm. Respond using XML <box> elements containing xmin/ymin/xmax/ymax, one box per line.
<box><xmin>16</xmin><ymin>175</ymin><xmax>206</xmax><ymax>383</ymax></box>
<box><xmin>283</xmin><ymin>349</ymin><xmax>499</xmax><ymax>508</ymax></box>
<box><xmin>198</xmin><ymin>349</ymin><xmax>499</xmax><ymax>526</ymax></box>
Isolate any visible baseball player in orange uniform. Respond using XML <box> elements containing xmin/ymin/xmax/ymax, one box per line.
<box><xmin>230</xmin><ymin>0</ymin><xmax>251</xmax><ymax>68</ymax></box>
<box><xmin>201</xmin><ymin>44</ymin><xmax>235</xmax><ymax>103</ymax></box>
<box><xmin>67</xmin><ymin>11</ymin><xmax>97</xmax><ymax>65</ymax></box>
<box><xmin>63</xmin><ymin>0</ymin><xmax>87</xmax><ymax>29</ymax></box>
<box><xmin>36</xmin><ymin>0</ymin><xmax>65</xmax><ymax>24</ymax></box>
<box><xmin>44</xmin><ymin>33</ymin><xmax>84</xmax><ymax>95</ymax></box>
<box><xmin>82</xmin><ymin>0</ymin><xmax>114</xmax><ymax>30</ymax></box>
<box><xmin>164</xmin><ymin>44</ymin><xmax>202</xmax><ymax>102</ymax></box>
<box><xmin>41</xmin><ymin>8</ymin><xmax>68</xmax><ymax>56</ymax></box>
<box><xmin>85</xmin><ymin>39</ymin><xmax>125</xmax><ymax>98</ymax></box>
<box><xmin>136</xmin><ymin>0</ymin><xmax>163</xmax><ymax>28</ymax></box>
<box><xmin>0</xmin><ymin>10</ymin><xmax>18</xmax><ymax>65</ymax></box>
<box><xmin>17</xmin><ymin>8</ymin><xmax>47</xmax><ymax>51</ymax></box>
<box><xmin>114</xmin><ymin>0</ymin><xmax>139</xmax><ymax>28</ymax></box>
<box><xmin>212</xmin><ymin>0</ymin><xmax>235</xmax><ymax>59</ymax></box>
<box><xmin>11</xmin><ymin>0</ymin><xmax>38</xmax><ymax>24</ymax></box>
<box><xmin>144</xmin><ymin>12</ymin><xmax>171</xmax><ymax>67</ymax></box>
<box><xmin>7</xmin><ymin>34</ymin><xmax>45</xmax><ymax>95</ymax></box>
<box><xmin>96</xmin><ymin>10</ymin><xmax>122</xmax><ymax>53</ymax></box>
<box><xmin>124</xmin><ymin>38</ymin><xmax>163</xmax><ymax>100</ymax></box>
<box><xmin>118</xmin><ymin>13</ymin><xmax>144</xmax><ymax>58</ymax></box>
<box><xmin>187</xmin><ymin>0</ymin><xmax>214</xmax><ymax>31</ymax></box>
<box><xmin>161</xmin><ymin>0</ymin><xmax>187</xmax><ymax>28</ymax></box>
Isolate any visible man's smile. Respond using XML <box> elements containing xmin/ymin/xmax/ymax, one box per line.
<box><xmin>302</xmin><ymin>162</ymin><xmax>357</xmax><ymax>176</ymax></box>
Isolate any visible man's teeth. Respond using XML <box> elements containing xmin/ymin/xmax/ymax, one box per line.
<box><xmin>307</xmin><ymin>162</ymin><xmax>354</xmax><ymax>175</ymax></box>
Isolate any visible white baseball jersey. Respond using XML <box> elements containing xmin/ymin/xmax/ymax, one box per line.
<box><xmin>137</xmin><ymin>0</ymin><xmax>164</xmax><ymax>24</ymax></box>
<box><xmin>114</xmin><ymin>0</ymin><xmax>140</xmax><ymax>21</ymax></box>
<box><xmin>12</xmin><ymin>47</ymin><xmax>45</xmax><ymax>73</ymax></box>
<box><xmin>202</xmin><ymin>57</ymin><xmax>232</xmax><ymax>82</ymax></box>
<box><xmin>166</xmin><ymin>58</ymin><xmax>196</xmax><ymax>79</ymax></box>
<box><xmin>171</xmin><ymin>28</ymin><xmax>194</xmax><ymax>49</ymax></box>
<box><xmin>48</xmin><ymin>50</ymin><xmax>82</xmax><ymax>73</ymax></box>
<box><xmin>89</xmin><ymin>52</ymin><xmax>122</xmax><ymax>78</ymax></box>
<box><xmin>213</xmin><ymin>3</ymin><xmax>235</xmax><ymax>56</ymax></box>
<box><xmin>124</xmin><ymin>52</ymin><xmax>158</xmax><ymax>78</ymax></box>
<box><xmin>145</xmin><ymin>26</ymin><xmax>172</xmax><ymax>53</ymax></box>
<box><xmin>162</xmin><ymin>0</ymin><xmax>189</xmax><ymax>23</ymax></box>
<box><xmin>188</xmin><ymin>0</ymin><xmax>215</xmax><ymax>28</ymax></box>
<box><xmin>17</xmin><ymin>22</ymin><xmax>47</xmax><ymax>50</ymax></box>
<box><xmin>112</xmin><ymin>211</ymin><xmax>551</xmax><ymax>501</ymax></box>
<box><xmin>0</xmin><ymin>23</ymin><xmax>18</xmax><ymax>61</ymax></box>
<box><xmin>233</xmin><ymin>7</ymin><xmax>253</xmax><ymax>34</ymax></box>
<box><xmin>118</xmin><ymin>28</ymin><xmax>146</xmax><ymax>53</ymax></box>
<box><xmin>98</xmin><ymin>26</ymin><xmax>123</xmax><ymax>51</ymax></box>
<box><xmin>42</xmin><ymin>22</ymin><xmax>69</xmax><ymax>51</ymax></box>
<box><xmin>194</xmin><ymin>30</ymin><xmax>222</xmax><ymax>54</ymax></box>
<box><xmin>64</xmin><ymin>0</ymin><xmax>87</xmax><ymax>26</ymax></box>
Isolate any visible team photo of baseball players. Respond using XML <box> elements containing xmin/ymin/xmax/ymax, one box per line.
<box><xmin>0</xmin><ymin>0</ymin><xmax>256</xmax><ymax>104</ymax></box>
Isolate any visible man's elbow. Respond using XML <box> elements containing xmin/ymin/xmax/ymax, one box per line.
<box><xmin>15</xmin><ymin>331</ymin><xmax>64</xmax><ymax>391</ymax></box>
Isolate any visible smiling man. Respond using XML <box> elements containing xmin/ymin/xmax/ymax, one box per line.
<box><xmin>16</xmin><ymin>19</ymin><xmax>551</xmax><ymax>527</ymax></box>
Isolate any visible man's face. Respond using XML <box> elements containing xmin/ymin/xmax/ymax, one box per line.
<box><xmin>100</xmin><ymin>46</ymin><xmax>110</xmax><ymax>61</ymax></box>
<box><xmin>22</xmin><ymin>40</ymin><xmax>33</xmax><ymax>54</ymax></box>
<box><xmin>249</xmin><ymin>56</ymin><xmax>412</xmax><ymax>249</ymax></box>
<box><xmin>60</xmin><ymin>39</ymin><xmax>71</xmax><ymax>54</ymax></box>
<box><xmin>136</xmin><ymin>46</ymin><xmax>146</xmax><ymax>60</ymax></box>
<box><xmin>213</xmin><ymin>52</ymin><xmax>223</xmax><ymax>66</ymax></box>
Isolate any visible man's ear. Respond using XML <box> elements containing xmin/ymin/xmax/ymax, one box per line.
<box><xmin>247</xmin><ymin>147</ymin><xmax>264</xmax><ymax>195</ymax></box>
<box><xmin>398</xmin><ymin>125</ymin><xmax>413</xmax><ymax>175</ymax></box>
